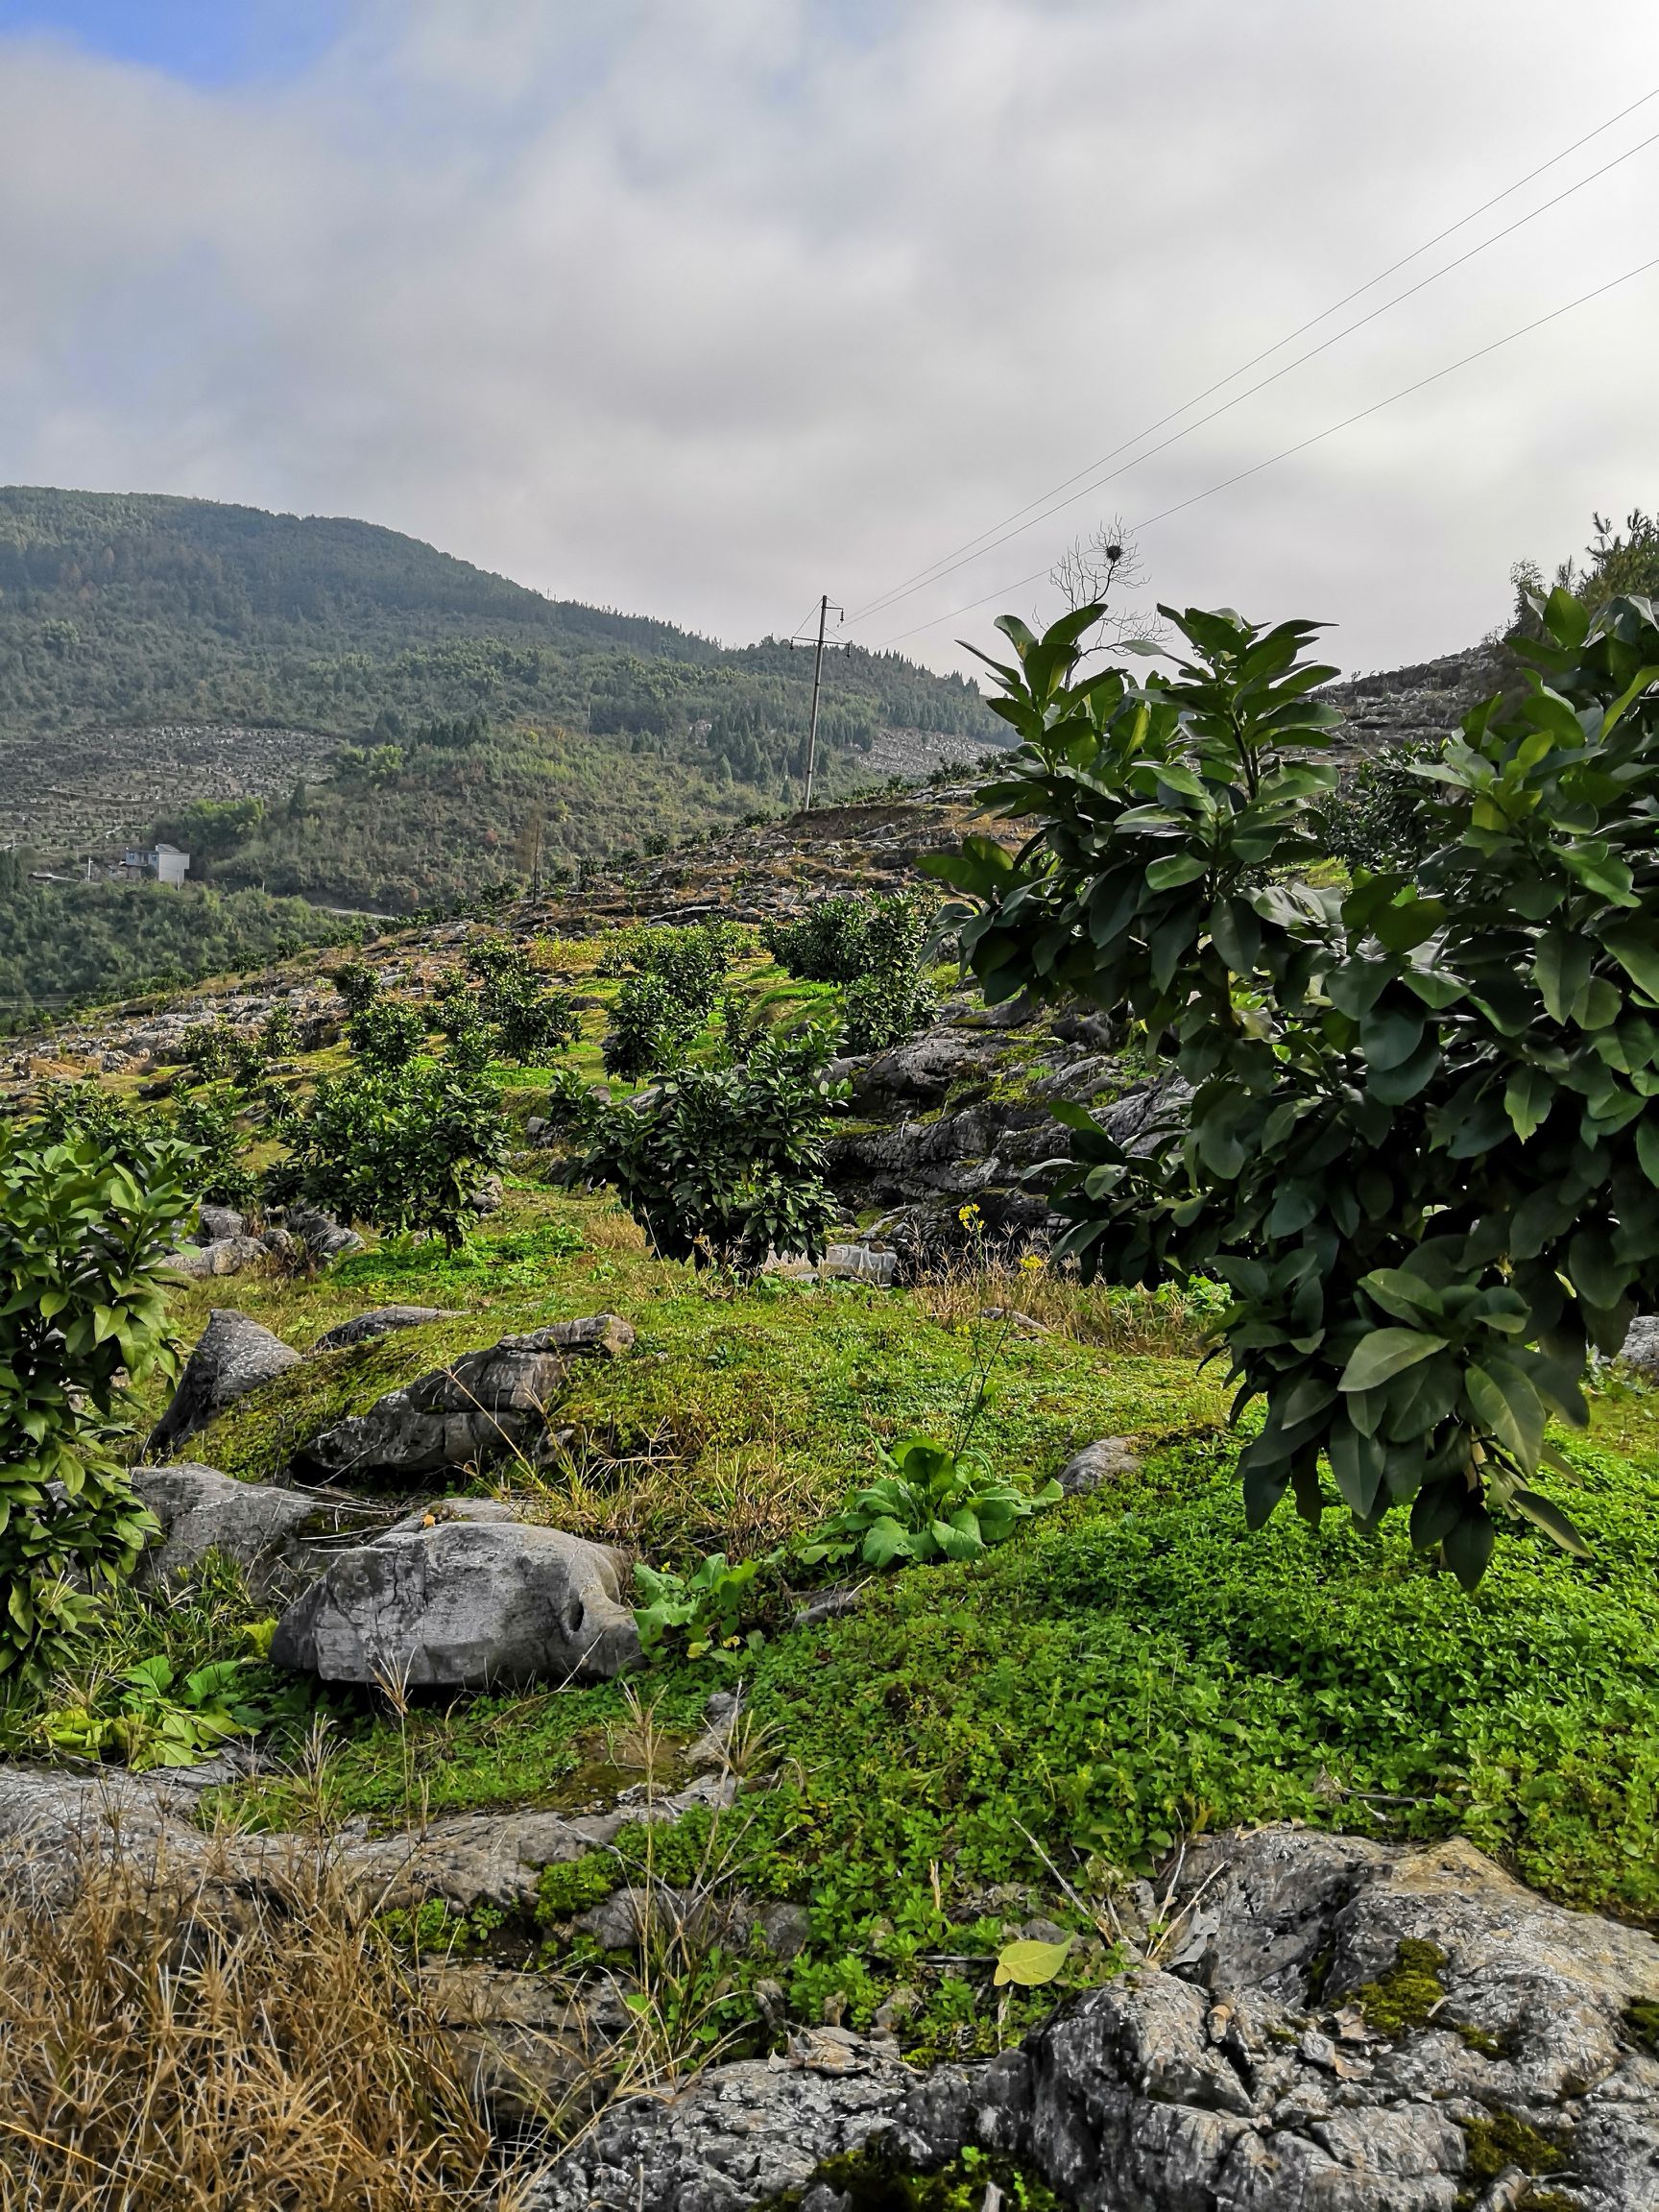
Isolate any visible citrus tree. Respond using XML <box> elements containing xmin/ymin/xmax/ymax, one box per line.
<box><xmin>265</xmin><ymin>1063</ymin><xmax>508</xmax><ymax>1249</ymax></box>
<box><xmin>0</xmin><ymin>1129</ymin><xmax>190</xmax><ymax>1676</ymax></box>
<box><xmin>582</xmin><ymin>1024</ymin><xmax>848</xmax><ymax>1270</ymax></box>
<box><xmin>927</xmin><ymin>589</ymin><xmax>1659</xmax><ymax>1584</ymax></box>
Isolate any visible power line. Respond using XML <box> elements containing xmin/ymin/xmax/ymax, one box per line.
<box><xmin>871</xmin><ymin>248</ymin><xmax>1659</xmax><ymax>650</ymax></box>
<box><xmin>852</xmin><ymin>116</ymin><xmax>1659</xmax><ymax>630</ymax></box>
<box><xmin>846</xmin><ymin>84</ymin><xmax>1659</xmax><ymax>630</ymax></box>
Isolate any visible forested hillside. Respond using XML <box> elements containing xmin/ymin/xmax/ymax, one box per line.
<box><xmin>0</xmin><ymin>489</ymin><xmax>998</xmax><ymax>907</ymax></box>
<box><xmin>0</xmin><ymin>853</ymin><xmax>356</xmax><ymax>1018</ymax></box>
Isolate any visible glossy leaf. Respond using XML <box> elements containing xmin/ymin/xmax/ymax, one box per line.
<box><xmin>1339</xmin><ymin>1329</ymin><xmax>1448</xmax><ymax>1393</ymax></box>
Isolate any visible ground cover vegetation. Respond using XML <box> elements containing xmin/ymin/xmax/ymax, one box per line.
<box><xmin>4</xmin><ymin>1129</ymin><xmax>1659</xmax><ymax>2162</ymax></box>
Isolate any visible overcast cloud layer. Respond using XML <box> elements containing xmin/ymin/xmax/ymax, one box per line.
<box><xmin>1</xmin><ymin>0</ymin><xmax>1656</xmax><ymax>679</ymax></box>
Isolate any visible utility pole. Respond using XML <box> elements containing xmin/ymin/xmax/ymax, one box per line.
<box><xmin>798</xmin><ymin>594</ymin><xmax>844</xmax><ymax>813</ymax></box>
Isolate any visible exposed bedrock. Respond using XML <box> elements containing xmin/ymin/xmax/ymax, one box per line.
<box><xmin>522</xmin><ymin>1823</ymin><xmax>1659</xmax><ymax>2212</ymax></box>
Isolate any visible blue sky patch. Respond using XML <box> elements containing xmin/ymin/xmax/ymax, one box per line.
<box><xmin>0</xmin><ymin>0</ymin><xmax>348</xmax><ymax>86</ymax></box>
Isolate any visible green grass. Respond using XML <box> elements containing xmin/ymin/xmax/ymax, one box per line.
<box><xmin>98</xmin><ymin>1112</ymin><xmax>1659</xmax><ymax>2070</ymax></box>
<box><xmin>211</xmin><ymin>1400</ymin><xmax>1659</xmax><ymax>2059</ymax></box>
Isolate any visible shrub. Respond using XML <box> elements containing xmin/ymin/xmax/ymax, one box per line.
<box><xmin>328</xmin><ymin>959</ymin><xmax>380</xmax><ymax>1015</ymax></box>
<box><xmin>762</xmin><ymin>896</ymin><xmax>871</xmax><ymax>982</ymax></box>
<box><xmin>595</xmin><ymin>921</ymin><xmax>737</xmax><ymax>996</ymax></box>
<box><xmin>843</xmin><ymin>965</ymin><xmax>935</xmax><ymax>1054</ymax></box>
<box><xmin>439</xmin><ymin>944</ymin><xmax>584</xmax><ymax>1064</ymax></box>
<box><xmin>430</xmin><ymin>971</ymin><xmax>477</xmax><ymax>1039</ymax></box>
<box><xmin>0</xmin><ymin>1129</ymin><xmax>190</xmax><ymax>1680</ymax></box>
<box><xmin>259</xmin><ymin>1002</ymin><xmax>300</xmax><ymax>1059</ymax></box>
<box><xmin>171</xmin><ymin>1092</ymin><xmax>257</xmax><ymax>1213</ymax></box>
<box><xmin>462</xmin><ymin>934</ymin><xmax>528</xmax><ymax>985</ymax></box>
<box><xmin>601</xmin><ymin>971</ymin><xmax>704</xmax><ymax>1080</ymax></box>
<box><xmin>1312</xmin><ymin>738</ymin><xmax>1446</xmax><ymax>876</ymax></box>
<box><xmin>596</xmin><ymin>923</ymin><xmax>735</xmax><ymax>1077</ymax></box>
<box><xmin>766</xmin><ymin>890</ymin><xmax>939</xmax><ymax>1052</ymax></box>
<box><xmin>176</xmin><ymin>1021</ymin><xmax>261</xmax><ymax>1086</ymax></box>
<box><xmin>581</xmin><ymin>1024</ymin><xmax>848</xmax><ymax>1269</ymax></box>
<box><xmin>486</xmin><ymin>975</ymin><xmax>582</xmax><ymax>1063</ymax></box>
<box><xmin>442</xmin><ymin>1018</ymin><xmax>493</xmax><ymax>1075</ymax></box>
<box><xmin>28</xmin><ymin>1083</ymin><xmax>254</xmax><ymax>1214</ymax></box>
<box><xmin>28</xmin><ymin>1080</ymin><xmax>156</xmax><ymax>1165</ymax></box>
<box><xmin>545</xmin><ymin>1064</ymin><xmax>606</xmax><ymax>1139</ymax></box>
<box><xmin>930</xmin><ymin>589</ymin><xmax>1659</xmax><ymax>1584</ymax></box>
<box><xmin>347</xmin><ymin>996</ymin><xmax>425</xmax><ymax>1071</ymax></box>
<box><xmin>266</xmin><ymin>1063</ymin><xmax>509</xmax><ymax>1248</ymax></box>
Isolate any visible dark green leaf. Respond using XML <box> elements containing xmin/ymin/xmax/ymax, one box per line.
<box><xmin>1338</xmin><ymin>1328</ymin><xmax>1447</xmax><ymax>1393</ymax></box>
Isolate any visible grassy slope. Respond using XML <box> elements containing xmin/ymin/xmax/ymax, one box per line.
<box><xmin>26</xmin><ymin>924</ymin><xmax>1659</xmax><ymax>2072</ymax></box>
<box><xmin>157</xmin><ymin>1179</ymin><xmax>1659</xmax><ymax>2062</ymax></box>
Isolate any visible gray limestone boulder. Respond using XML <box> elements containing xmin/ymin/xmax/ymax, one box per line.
<box><xmin>129</xmin><ymin>1463</ymin><xmax>327</xmax><ymax>1599</ymax></box>
<box><xmin>309</xmin><ymin>1305</ymin><xmax>459</xmax><ymax>1353</ymax></box>
<box><xmin>1057</xmin><ymin>1436</ymin><xmax>1141</xmax><ymax>1496</ymax></box>
<box><xmin>283</xmin><ymin>1206</ymin><xmax>365</xmax><ymax>1262</ymax></box>
<box><xmin>269</xmin><ymin>1518</ymin><xmax>640</xmax><ymax>1688</ymax></box>
<box><xmin>519</xmin><ymin>2030</ymin><xmax>954</xmax><ymax>2212</ymax></box>
<box><xmin>378</xmin><ymin>1496</ymin><xmax>522</xmax><ymax>1538</ymax></box>
<box><xmin>147</xmin><ymin>1309</ymin><xmax>302</xmax><ymax>1456</ymax></box>
<box><xmin>993</xmin><ymin>1826</ymin><xmax>1659</xmax><ymax>2212</ymax></box>
<box><xmin>171</xmin><ymin>1234</ymin><xmax>270</xmax><ymax>1281</ymax></box>
<box><xmin>821</xmin><ymin>1244</ymin><xmax>897</xmax><ymax>1287</ymax></box>
<box><xmin>295</xmin><ymin>1314</ymin><xmax>634</xmax><ymax>1483</ymax></box>
<box><xmin>1619</xmin><ymin>1313</ymin><xmax>1659</xmax><ymax>1380</ymax></box>
<box><xmin>198</xmin><ymin>1203</ymin><xmax>247</xmax><ymax>1243</ymax></box>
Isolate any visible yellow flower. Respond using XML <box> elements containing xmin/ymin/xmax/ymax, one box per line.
<box><xmin>1019</xmin><ymin>1253</ymin><xmax>1045</xmax><ymax>1273</ymax></box>
<box><xmin>958</xmin><ymin>1202</ymin><xmax>983</xmax><ymax>1229</ymax></box>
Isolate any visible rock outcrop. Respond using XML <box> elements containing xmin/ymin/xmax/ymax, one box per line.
<box><xmin>198</xmin><ymin>1203</ymin><xmax>248</xmax><ymax>1244</ymax></box>
<box><xmin>1321</xmin><ymin>644</ymin><xmax>1515</xmax><ymax>766</ymax></box>
<box><xmin>129</xmin><ymin>1462</ymin><xmax>345</xmax><ymax>1599</ymax></box>
<box><xmin>521</xmin><ymin>2029</ymin><xmax>946</xmax><ymax>2212</ymax></box>
<box><xmin>1056</xmin><ymin>1436</ymin><xmax>1142</xmax><ymax>1496</ymax></box>
<box><xmin>521</xmin><ymin>1823</ymin><xmax>1659</xmax><ymax>2212</ymax></box>
<box><xmin>309</xmin><ymin>1305</ymin><xmax>459</xmax><ymax>1352</ymax></box>
<box><xmin>147</xmin><ymin>1309</ymin><xmax>302</xmax><ymax>1456</ymax></box>
<box><xmin>171</xmin><ymin>1234</ymin><xmax>273</xmax><ymax>1281</ymax></box>
<box><xmin>1619</xmin><ymin>1314</ymin><xmax>1659</xmax><ymax>1380</ymax></box>
<box><xmin>295</xmin><ymin>1314</ymin><xmax>634</xmax><ymax>1482</ymax></box>
<box><xmin>282</xmin><ymin>1206</ymin><xmax>365</xmax><ymax>1262</ymax></box>
<box><xmin>269</xmin><ymin>1517</ymin><xmax>640</xmax><ymax>1688</ymax></box>
<box><xmin>0</xmin><ymin>1748</ymin><xmax>736</xmax><ymax>1914</ymax></box>
<box><xmin>827</xmin><ymin>1005</ymin><xmax>1188</xmax><ymax>1263</ymax></box>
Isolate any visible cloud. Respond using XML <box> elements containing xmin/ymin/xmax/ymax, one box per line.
<box><xmin>0</xmin><ymin>0</ymin><xmax>1655</xmax><ymax>677</ymax></box>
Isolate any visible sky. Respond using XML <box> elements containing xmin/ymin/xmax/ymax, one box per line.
<box><xmin>0</xmin><ymin>0</ymin><xmax>1656</xmax><ymax>682</ymax></box>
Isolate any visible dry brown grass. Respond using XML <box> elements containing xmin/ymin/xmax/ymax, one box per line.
<box><xmin>574</xmin><ymin>1201</ymin><xmax>650</xmax><ymax>1256</ymax></box>
<box><xmin>911</xmin><ymin>1255</ymin><xmax>1218</xmax><ymax>1358</ymax></box>
<box><xmin>0</xmin><ymin>1843</ymin><xmax>507</xmax><ymax>2212</ymax></box>
<box><xmin>502</xmin><ymin>1419</ymin><xmax>830</xmax><ymax>1561</ymax></box>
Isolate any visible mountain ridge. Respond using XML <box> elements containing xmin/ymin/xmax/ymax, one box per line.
<box><xmin>0</xmin><ymin>487</ymin><xmax>999</xmax><ymax>908</ymax></box>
